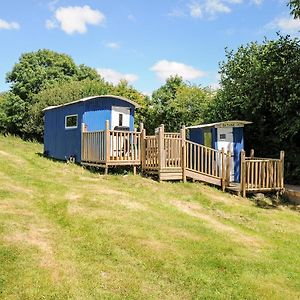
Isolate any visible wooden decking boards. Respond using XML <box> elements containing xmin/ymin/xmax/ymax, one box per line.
<box><xmin>81</xmin><ymin>121</ymin><xmax>285</xmax><ymax>197</ymax></box>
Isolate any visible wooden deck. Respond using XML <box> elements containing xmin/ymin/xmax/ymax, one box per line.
<box><xmin>81</xmin><ymin>121</ymin><xmax>285</xmax><ymax>197</ymax></box>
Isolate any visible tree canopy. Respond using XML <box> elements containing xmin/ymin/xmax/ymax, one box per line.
<box><xmin>145</xmin><ymin>76</ymin><xmax>213</xmax><ymax>133</ymax></box>
<box><xmin>209</xmin><ymin>35</ymin><xmax>300</xmax><ymax>182</ymax></box>
<box><xmin>6</xmin><ymin>49</ymin><xmax>99</xmax><ymax>102</ymax></box>
<box><xmin>289</xmin><ymin>0</ymin><xmax>300</xmax><ymax>18</ymax></box>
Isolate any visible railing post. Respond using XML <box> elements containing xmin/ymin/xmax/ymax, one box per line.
<box><xmin>181</xmin><ymin>125</ymin><xmax>186</xmax><ymax>183</ymax></box>
<box><xmin>104</xmin><ymin>120</ymin><xmax>110</xmax><ymax>175</ymax></box>
<box><xmin>141</xmin><ymin>126</ymin><xmax>146</xmax><ymax>171</ymax></box>
<box><xmin>250</xmin><ymin>149</ymin><xmax>254</xmax><ymax>159</ymax></box>
<box><xmin>81</xmin><ymin>122</ymin><xmax>87</xmax><ymax>161</ymax></box>
<box><xmin>241</xmin><ymin>150</ymin><xmax>246</xmax><ymax>197</ymax></box>
<box><xmin>226</xmin><ymin>150</ymin><xmax>231</xmax><ymax>186</ymax></box>
<box><xmin>280</xmin><ymin>150</ymin><xmax>285</xmax><ymax>189</ymax></box>
<box><xmin>221</xmin><ymin>148</ymin><xmax>225</xmax><ymax>191</ymax></box>
<box><xmin>158</xmin><ymin>125</ymin><xmax>165</xmax><ymax>181</ymax></box>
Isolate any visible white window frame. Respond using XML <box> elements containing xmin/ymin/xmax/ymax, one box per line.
<box><xmin>65</xmin><ymin>114</ymin><xmax>78</xmax><ymax>129</ymax></box>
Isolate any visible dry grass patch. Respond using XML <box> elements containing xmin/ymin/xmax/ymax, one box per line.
<box><xmin>171</xmin><ymin>199</ymin><xmax>263</xmax><ymax>248</ymax></box>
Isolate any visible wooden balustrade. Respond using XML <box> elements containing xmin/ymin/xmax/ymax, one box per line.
<box><xmin>81</xmin><ymin>127</ymin><xmax>141</xmax><ymax>165</ymax></box>
<box><xmin>240</xmin><ymin>150</ymin><xmax>284</xmax><ymax>197</ymax></box>
<box><xmin>81</xmin><ymin>121</ymin><xmax>285</xmax><ymax>196</ymax></box>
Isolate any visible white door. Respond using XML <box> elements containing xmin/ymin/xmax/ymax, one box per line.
<box><xmin>111</xmin><ymin>106</ymin><xmax>130</xmax><ymax>130</ymax></box>
<box><xmin>111</xmin><ymin>106</ymin><xmax>131</xmax><ymax>157</ymax></box>
<box><xmin>216</xmin><ymin>127</ymin><xmax>234</xmax><ymax>182</ymax></box>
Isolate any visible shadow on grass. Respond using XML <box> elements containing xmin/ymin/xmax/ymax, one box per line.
<box><xmin>35</xmin><ymin>152</ymin><xmax>142</xmax><ymax>176</ymax></box>
<box><xmin>250</xmin><ymin>192</ymin><xmax>300</xmax><ymax>212</ymax></box>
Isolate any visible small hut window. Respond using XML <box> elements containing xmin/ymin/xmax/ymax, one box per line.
<box><xmin>119</xmin><ymin>114</ymin><xmax>123</xmax><ymax>126</ymax></box>
<box><xmin>220</xmin><ymin>133</ymin><xmax>226</xmax><ymax>140</ymax></box>
<box><xmin>65</xmin><ymin>114</ymin><xmax>78</xmax><ymax>129</ymax></box>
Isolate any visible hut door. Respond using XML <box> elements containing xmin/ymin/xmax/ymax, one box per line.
<box><xmin>216</xmin><ymin>127</ymin><xmax>234</xmax><ymax>182</ymax></box>
<box><xmin>111</xmin><ymin>106</ymin><xmax>130</xmax><ymax>130</ymax></box>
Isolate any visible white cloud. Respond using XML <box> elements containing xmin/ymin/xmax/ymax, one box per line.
<box><xmin>51</xmin><ymin>5</ymin><xmax>105</xmax><ymax>34</ymax></box>
<box><xmin>0</xmin><ymin>18</ymin><xmax>20</xmax><ymax>30</ymax></box>
<box><xmin>97</xmin><ymin>68</ymin><xmax>138</xmax><ymax>85</ymax></box>
<box><xmin>270</xmin><ymin>17</ymin><xmax>300</xmax><ymax>33</ymax></box>
<box><xmin>205</xmin><ymin>0</ymin><xmax>231</xmax><ymax>15</ymax></box>
<box><xmin>150</xmin><ymin>60</ymin><xmax>206</xmax><ymax>81</ymax></box>
<box><xmin>188</xmin><ymin>2</ymin><xmax>202</xmax><ymax>18</ymax></box>
<box><xmin>104</xmin><ymin>42</ymin><xmax>120</xmax><ymax>49</ymax></box>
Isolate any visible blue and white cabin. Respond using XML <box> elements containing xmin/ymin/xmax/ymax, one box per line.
<box><xmin>43</xmin><ymin>95</ymin><xmax>140</xmax><ymax>162</ymax></box>
<box><xmin>188</xmin><ymin>120</ymin><xmax>252</xmax><ymax>183</ymax></box>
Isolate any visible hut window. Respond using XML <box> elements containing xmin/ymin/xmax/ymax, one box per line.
<box><xmin>118</xmin><ymin>114</ymin><xmax>123</xmax><ymax>126</ymax></box>
<box><xmin>220</xmin><ymin>133</ymin><xmax>226</xmax><ymax>140</ymax></box>
<box><xmin>65</xmin><ymin>114</ymin><xmax>78</xmax><ymax>129</ymax></box>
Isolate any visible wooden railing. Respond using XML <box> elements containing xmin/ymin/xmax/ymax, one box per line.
<box><xmin>185</xmin><ymin>140</ymin><xmax>223</xmax><ymax>178</ymax></box>
<box><xmin>143</xmin><ymin>135</ymin><xmax>159</xmax><ymax>169</ymax></box>
<box><xmin>109</xmin><ymin>130</ymin><xmax>141</xmax><ymax>162</ymax></box>
<box><xmin>163</xmin><ymin>136</ymin><xmax>182</xmax><ymax>168</ymax></box>
<box><xmin>240</xmin><ymin>150</ymin><xmax>284</xmax><ymax>197</ymax></box>
<box><xmin>81</xmin><ymin>130</ymin><xmax>106</xmax><ymax>162</ymax></box>
<box><xmin>81</xmin><ymin>121</ymin><xmax>141</xmax><ymax>167</ymax></box>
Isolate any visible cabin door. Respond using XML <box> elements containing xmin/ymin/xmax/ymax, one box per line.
<box><xmin>111</xmin><ymin>106</ymin><xmax>131</xmax><ymax>157</ymax></box>
<box><xmin>111</xmin><ymin>106</ymin><xmax>130</xmax><ymax>130</ymax></box>
<box><xmin>216</xmin><ymin>127</ymin><xmax>235</xmax><ymax>182</ymax></box>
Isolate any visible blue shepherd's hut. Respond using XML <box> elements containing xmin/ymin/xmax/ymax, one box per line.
<box><xmin>187</xmin><ymin>121</ymin><xmax>252</xmax><ymax>183</ymax></box>
<box><xmin>43</xmin><ymin>95</ymin><xmax>140</xmax><ymax>162</ymax></box>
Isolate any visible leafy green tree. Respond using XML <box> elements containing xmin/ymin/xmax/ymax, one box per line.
<box><xmin>6</xmin><ymin>49</ymin><xmax>99</xmax><ymax>101</ymax></box>
<box><xmin>0</xmin><ymin>93</ymin><xmax>27</xmax><ymax>135</ymax></box>
<box><xmin>145</xmin><ymin>76</ymin><xmax>214</xmax><ymax>133</ymax></box>
<box><xmin>210</xmin><ymin>35</ymin><xmax>300</xmax><ymax>183</ymax></box>
<box><xmin>289</xmin><ymin>0</ymin><xmax>300</xmax><ymax>18</ymax></box>
<box><xmin>3</xmin><ymin>49</ymin><xmax>100</xmax><ymax>137</ymax></box>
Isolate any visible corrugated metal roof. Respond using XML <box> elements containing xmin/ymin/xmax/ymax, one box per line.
<box><xmin>187</xmin><ymin>120</ymin><xmax>252</xmax><ymax>129</ymax></box>
<box><xmin>42</xmin><ymin>95</ymin><xmax>141</xmax><ymax>111</ymax></box>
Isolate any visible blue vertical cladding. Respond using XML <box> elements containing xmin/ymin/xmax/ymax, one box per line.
<box><xmin>82</xmin><ymin>97</ymin><xmax>135</xmax><ymax>131</ymax></box>
<box><xmin>44</xmin><ymin>103</ymin><xmax>84</xmax><ymax>162</ymax></box>
<box><xmin>188</xmin><ymin>128</ymin><xmax>204</xmax><ymax>144</ymax></box>
<box><xmin>44</xmin><ymin>96</ymin><xmax>136</xmax><ymax>163</ymax></box>
<box><xmin>233</xmin><ymin>127</ymin><xmax>244</xmax><ymax>182</ymax></box>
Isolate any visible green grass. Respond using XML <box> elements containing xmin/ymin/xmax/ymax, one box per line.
<box><xmin>0</xmin><ymin>135</ymin><xmax>299</xmax><ymax>299</ymax></box>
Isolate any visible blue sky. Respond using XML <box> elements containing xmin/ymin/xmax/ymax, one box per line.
<box><xmin>0</xmin><ymin>0</ymin><xmax>299</xmax><ymax>95</ymax></box>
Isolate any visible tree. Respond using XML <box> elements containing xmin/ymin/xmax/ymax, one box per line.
<box><xmin>3</xmin><ymin>49</ymin><xmax>100</xmax><ymax>137</ymax></box>
<box><xmin>145</xmin><ymin>76</ymin><xmax>214</xmax><ymax>133</ymax></box>
<box><xmin>6</xmin><ymin>49</ymin><xmax>99</xmax><ymax>101</ymax></box>
<box><xmin>289</xmin><ymin>0</ymin><xmax>300</xmax><ymax>18</ymax></box>
<box><xmin>210</xmin><ymin>35</ymin><xmax>300</xmax><ymax>183</ymax></box>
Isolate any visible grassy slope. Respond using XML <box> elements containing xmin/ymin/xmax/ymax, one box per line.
<box><xmin>0</xmin><ymin>136</ymin><xmax>299</xmax><ymax>300</ymax></box>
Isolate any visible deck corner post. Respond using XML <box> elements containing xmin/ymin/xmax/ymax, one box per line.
<box><xmin>139</xmin><ymin>122</ymin><xmax>144</xmax><ymax>132</ymax></box>
<box><xmin>158</xmin><ymin>125</ymin><xmax>165</xmax><ymax>180</ymax></box>
<box><xmin>181</xmin><ymin>125</ymin><xmax>186</xmax><ymax>183</ymax></box>
<box><xmin>250</xmin><ymin>149</ymin><xmax>255</xmax><ymax>159</ymax></box>
<box><xmin>105</xmin><ymin>120</ymin><xmax>110</xmax><ymax>164</ymax></box>
<box><xmin>280</xmin><ymin>150</ymin><xmax>285</xmax><ymax>189</ymax></box>
<box><xmin>226</xmin><ymin>150</ymin><xmax>231</xmax><ymax>186</ymax></box>
<box><xmin>81</xmin><ymin>123</ymin><xmax>87</xmax><ymax>162</ymax></box>
<box><xmin>221</xmin><ymin>147</ymin><xmax>225</xmax><ymax>191</ymax></box>
<box><xmin>141</xmin><ymin>128</ymin><xmax>146</xmax><ymax>170</ymax></box>
<box><xmin>241</xmin><ymin>150</ymin><xmax>246</xmax><ymax>197</ymax></box>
